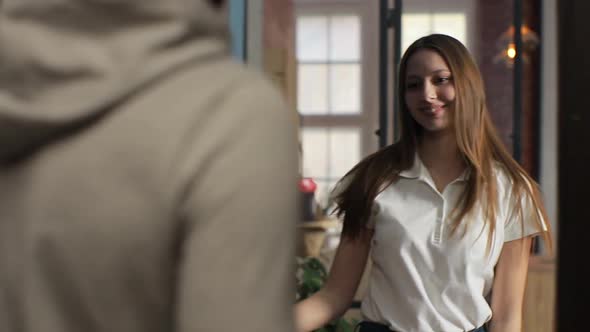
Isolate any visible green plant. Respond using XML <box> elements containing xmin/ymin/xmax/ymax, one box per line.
<box><xmin>296</xmin><ymin>257</ymin><xmax>358</xmax><ymax>332</ymax></box>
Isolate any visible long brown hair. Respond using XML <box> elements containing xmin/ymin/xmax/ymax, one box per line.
<box><xmin>333</xmin><ymin>34</ymin><xmax>551</xmax><ymax>250</ymax></box>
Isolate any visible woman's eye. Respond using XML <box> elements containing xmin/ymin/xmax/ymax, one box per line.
<box><xmin>435</xmin><ymin>77</ymin><xmax>451</xmax><ymax>84</ymax></box>
<box><xmin>406</xmin><ymin>82</ymin><xmax>420</xmax><ymax>89</ymax></box>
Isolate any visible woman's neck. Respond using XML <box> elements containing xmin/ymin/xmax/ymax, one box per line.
<box><xmin>418</xmin><ymin>130</ymin><xmax>465</xmax><ymax>173</ymax></box>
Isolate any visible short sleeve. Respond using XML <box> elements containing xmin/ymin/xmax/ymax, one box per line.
<box><xmin>365</xmin><ymin>203</ymin><xmax>379</xmax><ymax>229</ymax></box>
<box><xmin>504</xmin><ymin>190</ymin><xmax>548</xmax><ymax>242</ymax></box>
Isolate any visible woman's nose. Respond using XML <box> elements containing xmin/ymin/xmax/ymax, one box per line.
<box><xmin>422</xmin><ymin>82</ymin><xmax>436</xmax><ymax>101</ymax></box>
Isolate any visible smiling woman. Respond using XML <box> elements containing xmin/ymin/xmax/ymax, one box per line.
<box><xmin>404</xmin><ymin>49</ymin><xmax>456</xmax><ymax>133</ymax></box>
<box><xmin>294</xmin><ymin>34</ymin><xmax>552</xmax><ymax>332</ymax></box>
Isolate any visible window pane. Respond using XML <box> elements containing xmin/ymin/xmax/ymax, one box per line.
<box><xmin>402</xmin><ymin>14</ymin><xmax>431</xmax><ymax>53</ymax></box>
<box><xmin>329</xmin><ymin>64</ymin><xmax>361</xmax><ymax>114</ymax></box>
<box><xmin>298</xmin><ymin>64</ymin><xmax>328</xmax><ymax>114</ymax></box>
<box><xmin>329</xmin><ymin>15</ymin><xmax>360</xmax><ymax>61</ymax></box>
<box><xmin>432</xmin><ymin>13</ymin><xmax>467</xmax><ymax>48</ymax></box>
<box><xmin>302</xmin><ymin>128</ymin><xmax>328</xmax><ymax>178</ymax></box>
<box><xmin>301</xmin><ymin>127</ymin><xmax>361</xmax><ymax>208</ymax></box>
<box><xmin>329</xmin><ymin>128</ymin><xmax>361</xmax><ymax>177</ymax></box>
<box><xmin>297</xmin><ymin>16</ymin><xmax>328</xmax><ymax>61</ymax></box>
<box><xmin>402</xmin><ymin>13</ymin><xmax>468</xmax><ymax>53</ymax></box>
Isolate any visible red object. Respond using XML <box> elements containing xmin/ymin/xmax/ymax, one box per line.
<box><xmin>298</xmin><ymin>177</ymin><xmax>317</xmax><ymax>193</ymax></box>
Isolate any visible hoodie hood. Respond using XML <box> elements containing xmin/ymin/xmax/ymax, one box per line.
<box><xmin>0</xmin><ymin>0</ymin><xmax>230</xmax><ymax>163</ymax></box>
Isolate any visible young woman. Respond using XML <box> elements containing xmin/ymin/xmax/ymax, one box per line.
<box><xmin>294</xmin><ymin>34</ymin><xmax>550</xmax><ymax>332</ymax></box>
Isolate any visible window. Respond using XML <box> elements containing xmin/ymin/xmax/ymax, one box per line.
<box><xmin>297</xmin><ymin>15</ymin><xmax>361</xmax><ymax>116</ymax></box>
<box><xmin>402</xmin><ymin>12</ymin><xmax>468</xmax><ymax>53</ymax></box>
<box><xmin>296</xmin><ymin>2</ymin><xmax>378</xmax><ymax>208</ymax></box>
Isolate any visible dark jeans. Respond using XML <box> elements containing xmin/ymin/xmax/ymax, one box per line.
<box><xmin>356</xmin><ymin>321</ymin><xmax>487</xmax><ymax>332</ymax></box>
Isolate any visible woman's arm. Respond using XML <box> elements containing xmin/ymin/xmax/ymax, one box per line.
<box><xmin>294</xmin><ymin>229</ymin><xmax>373</xmax><ymax>332</ymax></box>
<box><xmin>489</xmin><ymin>236</ymin><xmax>533</xmax><ymax>332</ymax></box>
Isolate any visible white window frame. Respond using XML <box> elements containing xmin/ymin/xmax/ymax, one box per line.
<box><xmin>295</xmin><ymin>0</ymin><xmax>380</xmax><ymax>205</ymax></box>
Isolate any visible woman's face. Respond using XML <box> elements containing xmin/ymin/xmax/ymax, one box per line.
<box><xmin>404</xmin><ymin>49</ymin><xmax>456</xmax><ymax>134</ymax></box>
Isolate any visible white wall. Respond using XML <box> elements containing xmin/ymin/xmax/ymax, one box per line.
<box><xmin>540</xmin><ymin>0</ymin><xmax>558</xmax><ymax>241</ymax></box>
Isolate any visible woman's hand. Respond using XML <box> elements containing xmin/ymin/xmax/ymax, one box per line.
<box><xmin>293</xmin><ymin>230</ymin><xmax>373</xmax><ymax>332</ymax></box>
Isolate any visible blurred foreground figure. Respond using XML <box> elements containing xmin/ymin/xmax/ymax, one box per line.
<box><xmin>0</xmin><ymin>1</ymin><xmax>298</xmax><ymax>331</ymax></box>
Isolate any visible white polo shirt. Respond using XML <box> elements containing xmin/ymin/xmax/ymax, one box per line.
<box><xmin>360</xmin><ymin>155</ymin><xmax>545</xmax><ymax>332</ymax></box>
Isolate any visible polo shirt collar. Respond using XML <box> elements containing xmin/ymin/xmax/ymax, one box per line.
<box><xmin>398</xmin><ymin>153</ymin><xmax>423</xmax><ymax>179</ymax></box>
<box><xmin>398</xmin><ymin>153</ymin><xmax>471</xmax><ymax>182</ymax></box>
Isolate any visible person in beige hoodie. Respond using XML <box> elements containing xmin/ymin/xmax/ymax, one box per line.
<box><xmin>0</xmin><ymin>0</ymin><xmax>299</xmax><ymax>331</ymax></box>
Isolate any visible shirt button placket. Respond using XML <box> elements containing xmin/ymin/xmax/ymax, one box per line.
<box><xmin>432</xmin><ymin>196</ymin><xmax>445</xmax><ymax>245</ymax></box>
